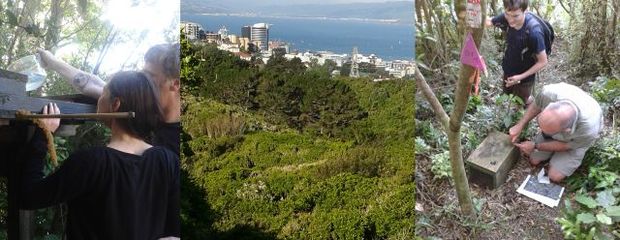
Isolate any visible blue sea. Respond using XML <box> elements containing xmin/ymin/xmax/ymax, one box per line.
<box><xmin>182</xmin><ymin>14</ymin><xmax>414</xmax><ymax>61</ymax></box>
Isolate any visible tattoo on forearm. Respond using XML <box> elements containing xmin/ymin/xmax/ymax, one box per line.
<box><xmin>72</xmin><ymin>73</ymin><xmax>92</xmax><ymax>91</ymax></box>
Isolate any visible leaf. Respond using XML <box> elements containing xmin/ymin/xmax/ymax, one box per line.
<box><xmin>417</xmin><ymin>62</ymin><xmax>431</xmax><ymax>71</ymax></box>
<box><xmin>577</xmin><ymin>213</ymin><xmax>597</xmax><ymax>224</ymax></box>
<box><xmin>596</xmin><ymin>190</ymin><xmax>616</xmax><ymax>208</ymax></box>
<box><xmin>5</xmin><ymin>10</ymin><xmax>18</xmax><ymax>26</ymax></box>
<box><xmin>576</xmin><ymin>194</ymin><xmax>599</xmax><ymax>208</ymax></box>
<box><xmin>605</xmin><ymin>206</ymin><xmax>620</xmax><ymax>217</ymax></box>
<box><xmin>473</xmin><ymin>197</ymin><xmax>486</xmax><ymax>213</ymax></box>
<box><xmin>596</xmin><ymin>213</ymin><xmax>612</xmax><ymax>225</ymax></box>
<box><xmin>422</xmin><ymin>35</ymin><xmax>437</xmax><ymax>42</ymax></box>
<box><xmin>503</xmin><ymin>115</ymin><xmax>512</xmax><ymax>129</ymax></box>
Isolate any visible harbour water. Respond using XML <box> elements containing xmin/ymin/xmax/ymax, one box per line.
<box><xmin>182</xmin><ymin>14</ymin><xmax>415</xmax><ymax>61</ymax></box>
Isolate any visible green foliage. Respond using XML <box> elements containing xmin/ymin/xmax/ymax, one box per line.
<box><xmin>493</xmin><ymin>94</ymin><xmax>524</xmax><ymax>132</ymax></box>
<box><xmin>591</xmin><ymin>77</ymin><xmax>620</xmax><ymax>106</ymax></box>
<box><xmin>560</xmin><ymin>134</ymin><xmax>620</xmax><ymax>239</ymax></box>
<box><xmin>180</xmin><ymin>32</ymin><xmax>201</xmax><ymax>95</ymax></box>
<box><xmin>315</xmin><ymin>146</ymin><xmax>388</xmax><ymax>178</ymax></box>
<box><xmin>182</xmin><ymin>42</ymin><xmax>368</xmax><ymax>137</ymax></box>
<box><xmin>181</xmin><ymin>38</ymin><xmax>415</xmax><ymax>239</ymax></box>
<box><xmin>557</xmin><ymin>189</ymin><xmax>620</xmax><ymax>240</ymax></box>
<box><xmin>257</xmin><ymin>69</ymin><xmax>367</xmax><ymax>136</ymax></box>
<box><xmin>194</xmin><ymin>44</ymin><xmax>258</xmax><ymax>109</ymax></box>
<box><xmin>463</xmin><ymin>93</ymin><xmax>529</xmax><ymax>146</ymax></box>
<box><xmin>590</xmin><ymin>76</ymin><xmax>620</xmax><ymax>130</ymax></box>
<box><xmin>415</xmin><ymin>137</ymin><xmax>431</xmax><ymax>156</ymax></box>
<box><xmin>467</xmin><ymin>94</ymin><xmax>483</xmax><ymax>113</ymax></box>
<box><xmin>416</xmin><ymin>120</ymin><xmax>447</xmax><ymax>149</ymax></box>
<box><xmin>568</xmin><ymin>0</ymin><xmax>620</xmax><ymax>77</ymax></box>
<box><xmin>569</xmin><ymin>135</ymin><xmax>620</xmax><ymax>192</ymax></box>
<box><xmin>430</xmin><ymin>151</ymin><xmax>451</xmax><ymax>180</ymax></box>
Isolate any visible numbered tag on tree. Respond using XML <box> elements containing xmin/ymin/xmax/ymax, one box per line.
<box><xmin>466</xmin><ymin>0</ymin><xmax>482</xmax><ymax>28</ymax></box>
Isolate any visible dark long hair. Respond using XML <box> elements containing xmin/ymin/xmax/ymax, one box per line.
<box><xmin>106</xmin><ymin>71</ymin><xmax>163</xmax><ymax>140</ymax></box>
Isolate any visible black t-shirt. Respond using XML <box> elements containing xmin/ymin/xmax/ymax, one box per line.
<box><xmin>20</xmin><ymin>128</ymin><xmax>180</xmax><ymax>239</ymax></box>
<box><xmin>153</xmin><ymin>122</ymin><xmax>181</xmax><ymax>156</ymax></box>
<box><xmin>492</xmin><ymin>12</ymin><xmax>547</xmax><ymax>82</ymax></box>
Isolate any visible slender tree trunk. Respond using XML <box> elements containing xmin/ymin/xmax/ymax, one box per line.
<box><xmin>490</xmin><ymin>0</ymin><xmax>497</xmax><ymax>16</ymax></box>
<box><xmin>422</xmin><ymin>0</ymin><xmax>433</xmax><ymax>34</ymax></box>
<box><xmin>415</xmin><ymin>0</ymin><xmax>486</xmax><ymax>217</ymax></box>
<box><xmin>454</xmin><ymin>0</ymin><xmax>466</xmax><ymax>41</ymax></box>
<box><xmin>416</xmin><ymin>0</ymin><xmax>424</xmax><ymax>27</ymax></box>
<box><xmin>599</xmin><ymin>0</ymin><xmax>611</xmax><ymax>74</ymax></box>
<box><xmin>558</xmin><ymin>0</ymin><xmax>574</xmax><ymax>18</ymax></box>
<box><xmin>429</xmin><ymin>0</ymin><xmax>448</xmax><ymax>66</ymax></box>
<box><xmin>415</xmin><ymin>66</ymin><xmax>449</xmax><ymax>129</ymax></box>
<box><xmin>45</xmin><ymin>0</ymin><xmax>64</xmax><ymax>49</ymax></box>
<box><xmin>612</xmin><ymin>0</ymin><xmax>619</xmax><ymax>67</ymax></box>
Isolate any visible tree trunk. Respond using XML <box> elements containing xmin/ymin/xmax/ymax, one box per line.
<box><xmin>45</xmin><ymin>0</ymin><xmax>65</xmax><ymax>49</ymax></box>
<box><xmin>415</xmin><ymin>0</ymin><xmax>423</xmax><ymax>27</ymax></box>
<box><xmin>415</xmin><ymin>66</ymin><xmax>449</xmax><ymax>129</ymax></box>
<box><xmin>454</xmin><ymin>0</ymin><xmax>466</xmax><ymax>42</ymax></box>
<box><xmin>415</xmin><ymin>0</ymin><xmax>486</xmax><ymax>217</ymax></box>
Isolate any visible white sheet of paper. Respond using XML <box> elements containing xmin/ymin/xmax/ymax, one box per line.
<box><xmin>517</xmin><ymin>175</ymin><xmax>565</xmax><ymax>208</ymax></box>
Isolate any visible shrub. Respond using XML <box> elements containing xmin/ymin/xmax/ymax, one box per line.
<box><xmin>430</xmin><ymin>151</ymin><xmax>451</xmax><ymax>180</ymax></box>
<box><xmin>315</xmin><ymin>147</ymin><xmax>387</xmax><ymax>178</ymax></box>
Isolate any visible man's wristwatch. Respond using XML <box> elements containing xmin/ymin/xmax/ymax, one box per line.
<box><xmin>534</xmin><ymin>143</ymin><xmax>539</xmax><ymax>151</ymax></box>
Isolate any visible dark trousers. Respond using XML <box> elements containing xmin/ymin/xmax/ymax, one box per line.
<box><xmin>502</xmin><ymin>75</ymin><xmax>535</xmax><ymax>105</ymax></box>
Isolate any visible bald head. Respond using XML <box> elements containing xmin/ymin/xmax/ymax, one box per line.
<box><xmin>538</xmin><ymin>101</ymin><xmax>577</xmax><ymax>134</ymax></box>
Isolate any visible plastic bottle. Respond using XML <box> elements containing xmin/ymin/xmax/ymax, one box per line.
<box><xmin>8</xmin><ymin>54</ymin><xmax>48</xmax><ymax>91</ymax></box>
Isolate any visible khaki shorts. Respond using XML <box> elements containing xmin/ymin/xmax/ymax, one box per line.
<box><xmin>502</xmin><ymin>75</ymin><xmax>535</xmax><ymax>104</ymax></box>
<box><xmin>530</xmin><ymin>133</ymin><xmax>588</xmax><ymax>177</ymax></box>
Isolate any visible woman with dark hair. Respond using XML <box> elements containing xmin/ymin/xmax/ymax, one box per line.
<box><xmin>20</xmin><ymin>71</ymin><xmax>180</xmax><ymax>239</ymax></box>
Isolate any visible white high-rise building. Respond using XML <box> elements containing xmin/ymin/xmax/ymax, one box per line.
<box><xmin>251</xmin><ymin>23</ymin><xmax>269</xmax><ymax>51</ymax></box>
<box><xmin>181</xmin><ymin>21</ymin><xmax>202</xmax><ymax>40</ymax></box>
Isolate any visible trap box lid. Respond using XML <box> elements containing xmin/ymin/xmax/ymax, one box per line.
<box><xmin>0</xmin><ymin>69</ymin><xmax>95</xmax><ymax>120</ymax></box>
<box><xmin>466</xmin><ymin>131</ymin><xmax>518</xmax><ymax>174</ymax></box>
<box><xmin>0</xmin><ymin>69</ymin><xmax>27</xmax><ymax>96</ymax></box>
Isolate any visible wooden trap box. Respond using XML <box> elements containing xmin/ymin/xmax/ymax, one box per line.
<box><xmin>466</xmin><ymin>131</ymin><xmax>520</xmax><ymax>189</ymax></box>
<box><xmin>0</xmin><ymin>69</ymin><xmax>95</xmax><ymax>119</ymax></box>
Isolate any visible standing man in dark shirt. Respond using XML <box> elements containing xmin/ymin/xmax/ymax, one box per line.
<box><xmin>37</xmin><ymin>43</ymin><xmax>181</xmax><ymax>154</ymax></box>
<box><xmin>485</xmin><ymin>0</ymin><xmax>548</xmax><ymax>106</ymax></box>
<box><xmin>142</xmin><ymin>44</ymin><xmax>181</xmax><ymax>155</ymax></box>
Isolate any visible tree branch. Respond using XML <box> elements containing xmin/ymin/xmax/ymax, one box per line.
<box><xmin>557</xmin><ymin>0</ymin><xmax>574</xmax><ymax>18</ymax></box>
<box><xmin>413</xmin><ymin>63</ymin><xmax>450</xmax><ymax>130</ymax></box>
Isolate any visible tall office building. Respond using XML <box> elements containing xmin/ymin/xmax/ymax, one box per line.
<box><xmin>241</xmin><ymin>25</ymin><xmax>252</xmax><ymax>40</ymax></box>
<box><xmin>251</xmin><ymin>23</ymin><xmax>269</xmax><ymax>51</ymax></box>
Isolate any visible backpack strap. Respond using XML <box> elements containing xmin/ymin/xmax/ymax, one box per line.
<box><xmin>523</xmin><ymin>12</ymin><xmax>549</xmax><ymax>59</ymax></box>
<box><xmin>525</xmin><ymin>12</ymin><xmax>552</xmax><ymax>56</ymax></box>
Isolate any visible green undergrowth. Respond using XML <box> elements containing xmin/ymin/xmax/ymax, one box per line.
<box><xmin>180</xmin><ymin>41</ymin><xmax>415</xmax><ymax>239</ymax></box>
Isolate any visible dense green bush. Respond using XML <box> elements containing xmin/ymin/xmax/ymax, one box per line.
<box><xmin>181</xmin><ymin>41</ymin><xmax>415</xmax><ymax>239</ymax></box>
<box><xmin>559</xmin><ymin>133</ymin><xmax>620</xmax><ymax>238</ymax></box>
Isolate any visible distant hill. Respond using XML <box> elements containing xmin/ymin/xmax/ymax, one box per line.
<box><xmin>181</xmin><ymin>0</ymin><xmax>414</xmax><ymax>24</ymax></box>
